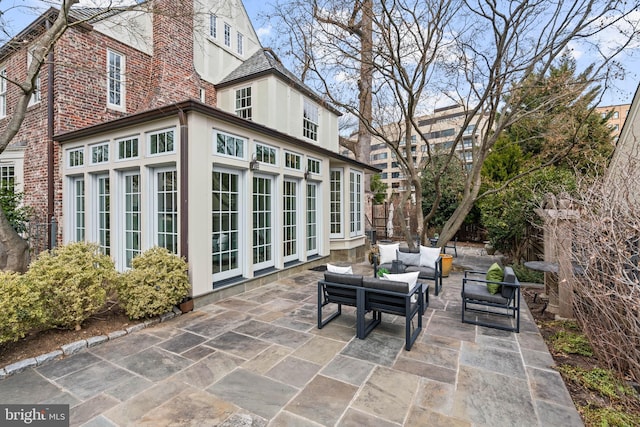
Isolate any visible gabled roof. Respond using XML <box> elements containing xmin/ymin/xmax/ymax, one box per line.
<box><xmin>217</xmin><ymin>48</ymin><xmax>341</xmax><ymax>116</ymax></box>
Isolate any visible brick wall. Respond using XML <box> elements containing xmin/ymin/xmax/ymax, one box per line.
<box><xmin>0</xmin><ymin>1</ymin><xmax>220</xmax><ymax>241</ymax></box>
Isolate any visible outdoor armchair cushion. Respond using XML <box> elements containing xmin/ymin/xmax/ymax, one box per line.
<box><xmin>378</xmin><ymin>243</ymin><xmax>400</xmax><ymax>265</ymax></box>
<box><xmin>326</xmin><ymin>263</ymin><xmax>353</xmax><ymax>274</ymax></box>
<box><xmin>323</xmin><ymin>272</ymin><xmax>363</xmax><ymax>286</ymax></box>
<box><xmin>419</xmin><ymin>245</ymin><xmax>441</xmax><ymax>269</ymax></box>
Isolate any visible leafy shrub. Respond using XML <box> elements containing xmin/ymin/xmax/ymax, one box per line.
<box><xmin>0</xmin><ymin>188</ymin><xmax>32</xmax><ymax>234</ymax></box>
<box><xmin>0</xmin><ymin>271</ymin><xmax>44</xmax><ymax>344</ymax></box>
<box><xmin>118</xmin><ymin>247</ymin><xmax>190</xmax><ymax>319</ymax></box>
<box><xmin>511</xmin><ymin>263</ymin><xmax>543</xmax><ymax>284</ymax></box>
<box><xmin>23</xmin><ymin>242</ymin><xmax>118</xmax><ymax>330</ymax></box>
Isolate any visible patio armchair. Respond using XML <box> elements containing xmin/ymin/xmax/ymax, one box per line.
<box><xmin>461</xmin><ymin>266</ymin><xmax>521</xmax><ymax>333</ymax></box>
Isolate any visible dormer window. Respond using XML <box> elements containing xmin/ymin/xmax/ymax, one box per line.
<box><xmin>235</xmin><ymin>87</ymin><xmax>251</xmax><ymax>120</ymax></box>
<box><xmin>303</xmin><ymin>99</ymin><xmax>319</xmax><ymax>141</ymax></box>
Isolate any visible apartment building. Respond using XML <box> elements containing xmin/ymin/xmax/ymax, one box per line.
<box><xmin>370</xmin><ymin>104</ymin><xmax>485</xmax><ymax>196</ymax></box>
<box><xmin>595</xmin><ymin>103</ymin><xmax>631</xmax><ymax>142</ymax></box>
<box><xmin>0</xmin><ymin>0</ymin><xmax>374</xmax><ymax>298</ymax></box>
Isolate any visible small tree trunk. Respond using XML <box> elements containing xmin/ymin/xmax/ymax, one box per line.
<box><xmin>0</xmin><ymin>208</ymin><xmax>30</xmax><ymax>272</ymax></box>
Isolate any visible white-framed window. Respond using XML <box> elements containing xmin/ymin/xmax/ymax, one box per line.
<box><xmin>123</xmin><ymin>172</ymin><xmax>141</xmax><ymax>268</ymax></box>
<box><xmin>214</xmin><ymin>130</ymin><xmax>245</xmax><ymax>159</ymax></box>
<box><xmin>95</xmin><ymin>174</ymin><xmax>110</xmax><ymax>255</ymax></box>
<box><xmin>107</xmin><ymin>50</ymin><xmax>125</xmax><ymax>109</ymax></box>
<box><xmin>0</xmin><ymin>163</ymin><xmax>15</xmax><ymax>191</ymax></box>
<box><xmin>27</xmin><ymin>49</ymin><xmax>41</xmax><ymax>106</ymax></box>
<box><xmin>307</xmin><ymin>157</ymin><xmax>321</xmax><ymax>175</ymax></box>
<box><xmin>148</xmin><ymin>128</ymin><xmax>175</xmax><ymax>156</ymax></box>
<box><xmin>224</xmin><ymin>23</ymin><xmax>231</xmax><ymax>47</ymax></box>
<box><xmin>68</xmin><ymin>147</ymin><xmax>85</xmax><ymax>168</ymax></box>
<box><xmin>235</xmin><ymin>87</ymin><xmax>252</xmax><ymax>120</ymax></box>
<box><xmin>303</xmin><ymin>99</ymin><xmax>319</xmax><ymax>141</ymax></box>
<box><xmin>252</xmin><ymin>175</ymin><xmax>274</xmax><ymax>271</ymax></box>
<box><xmin>237</xmin><ymin>32</ymin><xmax>244</xmax><ymax>55</ymax></box>
<box><xmin>330</xmin><ymin>168</ymin><xmax>342</xmax><ymax>237</ymax></box>
<box><xmin>306</xmin><ymin>182</ymin><xmax>319</xmax><ymax>256</ymax></box>
<box><xmin>213</xmin><ymin>168</ymin><xmax>242</xmax><ymax>280</ymax></box>
<box><xmin>613</xmin><ymin>111</ymin><xmax>619</xmax><ymax>119</ymax></box>
<box><xmin>349</xmin><ymin>170</ymin><xmax>362</xmax><ymax>237</ymax></box>
<box><xmin>0</xmin><ymin>67</ymin><xmax>6</xmax><ymax>118</ymax></box>
<box><xmin>72</xmin><ymin>177</ymin><xmax>85</xmax><ymax>242</ymax></box>
<box><xmin>90</xmin><ymin>143</ymin><xmax>109</xmax><ymax>164</ymax></box>
<box><xmin>209</xmin><ymin>13</ymin><xmax>217</xmax><ymax>38</ymax></box>
<box><xmin>117</xmin><ymin>136</ymin><xmax>139</xmax><ymax>160</ymax></box>
<box><xmin>154</xmin><ymin>168</ymin><xmax>178</xmax><ymax>254</ymax></box>
<box><xmin>284</xmin><ymin>151</ymin><xmax>301</xmax><ymax>170</ymax></box>
<box><xmin>283</xmin><ymin>179</ymin><xmax>298</xmax><ymax>262</ymax></box>
<box><xmin>255</xmin><ymin>142</ymin><xmax>277</xmax><ymax>165</ymax></box>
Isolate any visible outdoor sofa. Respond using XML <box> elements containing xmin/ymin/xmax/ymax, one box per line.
<box><xmin>373</xmin><ymin>243</ymin><xmax>443</xmax><ymax>296</ymax></box>
<box><xmin>318</xmin><ymin>270</ymin><xmax>426</xmax><ymax>350</ymax></box>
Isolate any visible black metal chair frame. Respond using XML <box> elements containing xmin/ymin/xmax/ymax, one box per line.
<box><xmin>443</xmin><ymin>237</ymin><xmax>458</xmax><ymax>257</ymax></box>
<box><xmin>461</xmin><ymin>269</ymin><xmax>521</xmax><ymax>333</ymax></box>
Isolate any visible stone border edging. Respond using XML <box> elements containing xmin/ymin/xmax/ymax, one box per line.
<box><xmin>0</xmin><ymin>307</ymin><xmax>184</xmax><ymax>380</ymax></box>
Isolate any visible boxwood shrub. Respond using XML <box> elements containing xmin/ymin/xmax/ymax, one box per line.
<box><xmin>23</xmin><ymin>242</ymin><xmax>118</xmax><ymax>330</ymax></box>
<box><xmin>118</xmin><ymin>247</ymin><xmax>190</xmax><ymax>319</ymax></box>
<box><xmin>0</xmin><ymin>271</ymin><xmax>45</xmax><ymax>344</ymax></box>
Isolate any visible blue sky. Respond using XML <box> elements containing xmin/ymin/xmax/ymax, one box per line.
<box><xmin>2</xmin><ymin>0</ymin><xmax>638</xmax><ymax>105</ymax></box>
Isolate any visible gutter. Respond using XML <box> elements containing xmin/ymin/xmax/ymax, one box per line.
<box><xmin>46</xmin><ymin>19</ymin><xmax>55</xmax><ymax>249</ymax></box>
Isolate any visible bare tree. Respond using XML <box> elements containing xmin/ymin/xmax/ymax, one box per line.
<box><xmin>0</xmin><ymin>0</ymin><xmax>79</xmax><ymax>272</ymax></box>
<box><xmin>262</xmin><ymin>0</ymin><xmax>639</xmax><ymax>246</ymax></box>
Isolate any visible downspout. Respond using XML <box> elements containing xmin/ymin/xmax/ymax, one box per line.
<box><xmin>46</xmin><ymin>19</ymin><xmax>55</xmax><ymax>249</ymax></box>
<box><xmin>178</xmin><ymin>109</ymin><xmax>189</xmax><ymax>262</ymax></box>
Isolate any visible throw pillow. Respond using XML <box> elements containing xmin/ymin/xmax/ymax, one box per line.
<box><xmin>326</xmin><ymin>264</ymin><xmax>353</xmax><ymax>275</ymax></box>
<box><xmin>486</xmin><ymin>263</ymin><xmax>504</xmax><ymax>294</ymax></box>
<box><xmin>419</xmin><ymin>245</ymin><xmax>440</xmax><ymax>269</ymax></box>
<box><xmin>397</xmin><ymin>250</ymin><xmax>421</xmax><ymax>267</ymax></box>
<box><xmin>382</xmin><ymin>271</ymin><xmax>420</xmax><ymax>302</ymax></box>
<box><xmin>378</xmin><ymin>243</ymin><xmax>399</xmax><ymax>265</ymax></box>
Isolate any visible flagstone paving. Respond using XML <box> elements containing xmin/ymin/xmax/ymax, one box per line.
<box><xmin>0</xmin><ymin>247</ymin><xmax>584</xmax><ymax>426</ymax></box>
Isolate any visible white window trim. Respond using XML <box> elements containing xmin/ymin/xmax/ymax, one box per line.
<box><xmin>67</xmin><ymin>147</ymin><xmax>85</xmax><ymax>168</ymax></box>
<box><xmin>235</xmin><ymin>86</ymin><xmax>252</xmax><ymax>120</ymax></box>
<box><xmin>303</xmin><ymin>98</ymin><xmax>319</xmax><ymax>141</ymax></box>
<box><xmin>152</xmin><ymin>167</ymin><xmax>178</xmax><ymax>254</ymax></box>
<box><xmin>306</xmin><ymin>181</ymin><xmax>320</xmax><ymax>256</ymax></box>
<box><xmin>0</xmin><ymin>67</ymin><xmax>6</xmax><ymax>118</ymax></box>
<box><xmin>283</xmin><ymin>178</ymin><xmax>301</xmax><ymax>263</ymax></box>
<box><xmin>237</xmin><ymin>32</ymin><xmax>244</xmax><ymax>55</ymax></box>
<box><xmin>224</xmin><ymin>22</ymin><xmax>231</xmax><ymax>47</ymax></box>
<box><xmin>284</xmin><ymin>150</ymin><xmax>302</xmax><ymax>171</ymax></box>
<box><xmin>255</xmin><ymin>141</ymin><xmax>278</xmax><ymax>166</ymax></box>
<box><xmin>89</xmin><ymin>142</ymin><xmax>110</xmax><ymax>165</ymax></box>
<box><xmin>213</xmin><ymin>129</ymin><xmax>246</xmax><ymax>160</ymax></box>
<box><xmin>147</xmin><ymin>127</ymin><xmax>177</xmax><ymax>157</ymax></box>
<box><xmin>307</xmin><ymin>157</ymin><xmax>321</xmax><ymax>176</ymax></box>
<box><xmin>349</xmin><ymin>169</ymin><xmax>363</xmax><ymax>237</ymax></box>
<box><xmin>121</xmin><ymin>170</ymin><xmax>142</xmax><ymax>269</ymax></box>
<box><xmin>26</xmin><ymin>48</ymin><xmax>41</xmax><ymax>107</ymax></box>
<box><xmin>252</xmin><ymin>173</ymin><xmax>275</xmax><ymax>272</ymax></box>
<box><xmin>116</xmin><ymin>135</ymin><xmax>140</xmax><ymax>161</ymax></box>
<box><xmin>107</xmin><ymin>49</ymin><xmax>126</xmax><ymax>111</ymax></box>
<box><xmin>92</xmin><ymin>173</ymin><xmax>111</xmax><ymax>256</ymax></box>
<box><xmin>209</xmin><ymin>13</ymin><xmax>217</xmax><ymax>38</ymax></box>
<box><xmin>330</xmin><ymin>168</ymin><xmax>343</xmax><ymax>238</ymax></box>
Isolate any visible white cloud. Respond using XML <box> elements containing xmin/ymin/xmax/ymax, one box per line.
<box><xmin>256</xmin><ymin>24</ymin><xmax>271</xmax><ymax>39</ymax></box>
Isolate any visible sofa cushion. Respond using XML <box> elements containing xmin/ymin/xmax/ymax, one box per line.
<box><xmin>405</xmin><ymin>265</ymin><xmax>437</xmax><ymax>279</ymax></box>
<box><xmin>486</xmin><ymin>263</ymin><xmax>504</xmax><ymax>295</ymax></box>
<box><xmin>419</xmin><ymin>245</ymin><xmax>440</xmax><ymax>269</ymax></box>
<box><xmin>501</xmin><ymin>267</ymin><xmax>517</xmax><ymax>299</ymax></box>
<box><xmin>397</xmin><ymin>251</ymin><xmax>421</xmax><ymax>267</ymax></box>
<box><xmin>323</xmin><ymin>272</ymin><xmax>363</xmax><ymax>286</ymax></box>
<box><xmin>326</xmin><ymin>263</ymin><xmax>353</xmax><ymax>274</ymax></box>
<box><xmin>378</xmin><ymin>243</ymin><xmax>399</xmax><ymax>265</ymax></box>
<box><xmin>362</xmin><ymin>277</ymin><xmax>409</xmax><ymax>293</ymax></box>
<box><xmin>383</xmin><ymin>271</ymin><xmax>420</xmax><ymax>302</ymax></box>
